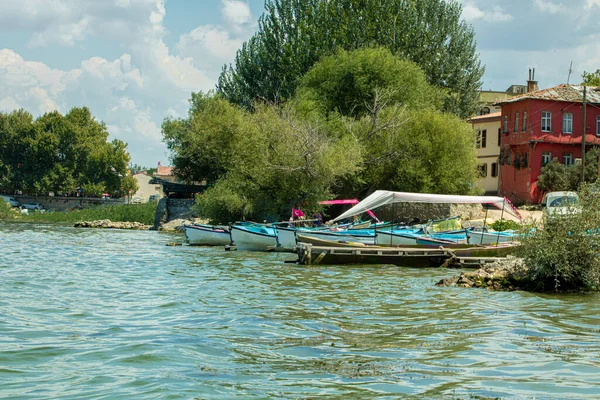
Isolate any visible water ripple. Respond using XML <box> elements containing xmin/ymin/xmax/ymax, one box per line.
<box><xmin>1</xmin><ymin>222</ymin><xmax>600</xmax><ymax>398</ymax></box>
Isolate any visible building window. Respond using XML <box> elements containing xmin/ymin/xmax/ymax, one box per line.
<box><xmin>491</xmin><ymin>162</ymin><xmax>498</xmax><ymax>177</ymax></box>
<box><xmin>542</xmin><ymin>152</ymin><xmax>552</xmax><ymax>166</ymax></box>
<box><xmin>563</xmin><ymin>153</ymin><xmax>573</xmax><ymax>166</ymax></box>
<box><xmin>523</xmin><ymin>112</ymin><xmax>527</xmax><ymax>132</ymax></box>
<box><xmin>563</xmin><ymin>112</ymin><xmax>573</xmax><ymax>134</ymax></box>
<box><xmin>515</xmin><ymin>112</ymin><xmax>519</xmax><ymax>132</ymax></box>
<box><xmin>541</xmin><ymin>111</ymin><xmax>552</xmax><ymax>132</ymax></box>
<box><xmin>504</xmin><ymin>115</ymin><xmax>508</xmax><ymax>133</ymax></box>
<box><xmin>498</xmin><ymin>128</ymin><xmax>501</xmax><ymax>145</ymax></box>
<box><xmin>476</xmin><ymin>130</ymin><xmax>487</xmax><ymax>149</ymax></box>
<box><xmin>597</xmin><ymin>115</ymin><xmax>600</xmax><ymax>136</ymax></box>
<box><xmin>478</xmin><ymin>163</ymin><xmax>488</xmax><ymax>178</ymax></box>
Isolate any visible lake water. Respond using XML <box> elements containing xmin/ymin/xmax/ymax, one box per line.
<box><xmin>1</xmin><ymin>222</ymin><xmax>600</xmax><ymax>399</ymax></box>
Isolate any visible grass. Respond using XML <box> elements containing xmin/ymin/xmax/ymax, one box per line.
<box><xmin>1</xmin><ymin>202</ymin><xmax>157</xmax><ymax>226</ymax></box>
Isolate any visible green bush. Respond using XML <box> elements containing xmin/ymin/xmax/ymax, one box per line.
<box><xmin>517</xmin><ymin>185</ymin><xmax>600</xmax><ymax>293</ymax></box>
<box><xmin>0</xmin><ymin>200</ymin><xmax>15</xmax><ymax>219</ymax></box>
<box><xmin>491</xmin><ymin>219</ymin><xmax>521</xmax><ymax>232</ymax></box>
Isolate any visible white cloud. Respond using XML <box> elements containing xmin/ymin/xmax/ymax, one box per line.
<box><xmin>462</xmin><ymin>4</ymin><xmax>485</xmax><ymax>21</ymax></box>
<box><xmin>533</xmin><ymin>0</ymin><xmax>563</xmax><ymax>14</ymax></box>
<box><xmin>221</xmin><ymin>0</ymin><xmax>254</xmax><ymax>34</ymax></box>
<box><xmin>462</xmin><ymin>2</ymin><xmax>512</xmax><ymax>22</ymax></box>
<box><xmin>0</xmin><ymin>0</ymin><xmax>259</xmax><ymax>166</ymax></box>
<box><xmin>177</xmin><ymin>25</ymin><xmax>243</xmax><ymax>63</ymax></box>
<box><xmin>108</xmin><ymin>97</ymin><xmax>162</xmax><ymax>142</ymax></box>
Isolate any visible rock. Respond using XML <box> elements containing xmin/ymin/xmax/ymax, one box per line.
<box><xmin>436</xmin><ymin>276</ymin><xmax>460</xmax><ymax>287</ymax></box>
<box><xmin>436</xmin><ymin>257</ymin><xmax>529</xmax><ymax>291</ymax></box>
<box><xmin>74</xmin><ymin>220</ymin><xmax>151</xmax><ymax>230</ymax></box>
<box><xmin>460</xmin><ymin>276</ymin><xmax>475</xmax><ymax>287</ymax></box>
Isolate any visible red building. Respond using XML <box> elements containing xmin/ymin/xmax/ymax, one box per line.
<box><xmin>497</xmin><ymin>83</ymin><xmax>600</xmax><ymax>204</ymax></box>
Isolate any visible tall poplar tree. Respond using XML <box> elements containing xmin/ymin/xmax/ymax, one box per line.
<box><xmin>218</xmin><ymin>0</ymin><xmax>484</xmax><ymax>119</ymax></box>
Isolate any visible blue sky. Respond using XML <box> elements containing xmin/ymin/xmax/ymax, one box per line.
<box><xmin>1</xmin><ymin>0</ymin><xmax>599</xmax><ymax>167</ymax></box>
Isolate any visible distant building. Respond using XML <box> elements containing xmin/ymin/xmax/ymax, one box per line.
<box><xmin>154</xmin><ymin>165</ymin><xmax>178</xmax><ymax>183</ymax></box>
<box><xmin>497</xmin><ymin>81</ymin><xmax>600</xmax><ymax>204</ymax></box>
<box><xmin>471</xmin><ymin>74</ymin><xmax>531</xmax><ymax>192</ymax></box>
<box><xmin>149</xmin><ymin>164</ymin><xmax>207</xmax><ymax>198</ymax></box>
<box><xmin>476</xmin><ymin>85</ymin><xmax>525</xmax><ymax>116</ymax></box>
<box><xmin>132</xmin><ymin>172</ymin><xmax>162</xmax><ymax>202</ymax></box>
<box><xmin>469</xmin><ymin>112</ymin><xmax>502</xmax><ymax>194</ymax></box>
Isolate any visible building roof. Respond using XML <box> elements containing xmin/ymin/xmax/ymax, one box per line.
<box><xmin>155</xmin><ymin>166</ymin><xmax>174</xmax><ymax>176</ymax></box>
<box><xmin>497</xmin><ymin>84</ymin><xmax>600</xmax><ymax>105</ymax></box>
<box><xmin>469</xmin><ymin>111</ymin><xmax>501</xmax><ymax>123</ymax></box>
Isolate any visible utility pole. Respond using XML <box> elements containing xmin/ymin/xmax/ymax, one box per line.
<box><xmin>581</xmin><ymin>85</ymin><xmax>587</xmax><ymax>184</ymax></box>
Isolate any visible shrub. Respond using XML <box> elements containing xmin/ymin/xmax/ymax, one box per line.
<box><xmin>0</xmin><ymin>199</ymin><xmax>14</xmax><ymax>219</ymax></box>
<box><xmin>491</xmin><ymin>219</ymin><xmax>521</xmax><ymax>232</ymax></box>
<box><xmin>517</xmin><ymin>185</ymin><xmax>600</xmax><ymax>292</ymax></box>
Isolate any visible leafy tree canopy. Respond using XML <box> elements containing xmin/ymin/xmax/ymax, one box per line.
<box><xmin>166</xmin><ymin>49</ymin><xmax>479</xmax><ymax>222</ymax></box>
<box><xmin>536</xmin><ymin>150</ymin><xmax>599</xmax><ymax>194</ymax></box>
<box><xmin>582</xmin><ymin>69</ymin><xmax>600</xmax><ymax>86</ymax></box>
<box><xmin>0</xmin><ymin>107</ymin><xmax>133</xmax><ymax>197</ymax></box>
<box><xmin>218</xmin><ymin>0</ymin><xmax>484</xmax><ymax>118</ymax></box>
<box><xmin>296</xmin><ymin>47</ymin><xmax>443</xmax><ymax>118</ymax></box>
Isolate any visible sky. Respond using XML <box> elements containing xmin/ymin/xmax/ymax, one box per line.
<box><xmin>1</xmin><ymin>0</ymin><xmax>599</xmax><ymax>168</ymax></box>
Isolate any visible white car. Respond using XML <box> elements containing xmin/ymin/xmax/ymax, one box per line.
<box><xmin>543</xmin><ymin>191</ymin><xmax>579</xmax><ymax>217</ymax></box>
<box><xmin>21</xmin><ymin>202</ymin><xmax>44</xmax><ymax>211</ymax></box>
<box><xmin>1</xmin><ymin>195</ymin><xmax>19</xmax><ymax>207</ymax></box>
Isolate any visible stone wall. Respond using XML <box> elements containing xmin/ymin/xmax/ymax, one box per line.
<box><xmin>153</xmin><ymin>198</ymin><xmax>196</xmax><ymax>230</ymax></box>
<box><xmin>12</xmin><ymin>195</ymin><xmax>124</xmax><ymax>211</ymax></box>
<box><xmin>167</xmin><ymin>198</ymin><xmax>196</xmax><ymax>219</ymax></box>
<box><xmin>375</xmin><ymin>203</ymin><xmax>484</xmax><ymax>223</ymax></box>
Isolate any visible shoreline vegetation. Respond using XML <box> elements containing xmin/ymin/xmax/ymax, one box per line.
<box><xmin>0</xmin><ymin>201</ymin><xmax>157</xmax><ymax>227</ymax></box>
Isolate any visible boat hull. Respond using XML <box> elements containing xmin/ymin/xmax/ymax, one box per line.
<box><xmin>375</xmin><ymin>231</ymin><xmax>418</xmax><ymax>246</ymax></box>
<box><xmin>184</xmin><ymin>225</ymin><xmax>231</xmax><ymax>246</ymax></box>
<box><xmin>467</xmin><ymin>230</ymin><xmax>519</xmax><ymax>245</ymax></box>
<box><xmin>231</xmin><ymin>225</ymin><xmax>282</xmax><ymax>252</ymax></box>
<box><xmin>275</xmin><ymin>226</ymin><xmax>297</xmax><ymax>251</ymax></box>
<box><xmin>296</xmin><ymin>230</ymin><xmax>376</xmax><ymax>245</ymax></box>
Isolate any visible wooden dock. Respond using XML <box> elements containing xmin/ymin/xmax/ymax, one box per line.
<box><xmin>295</xmin><ymin>243</ymin><xmax>506</xmax><ymax>268</ymax></box>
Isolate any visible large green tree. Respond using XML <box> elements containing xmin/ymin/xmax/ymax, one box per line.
<box><xmin>0</xmin><ymin>107</ymin><xmax>132</xmax><ymax>196</ymax></box>
<box><xmin>166</xmin><ymin>48</ymin><xmax>480</xmax><ymax>222</ymax></box>
<box><xmin>164</xmin><ymin>93</ymin><xmax>361</xmax><ymax>223</ymax></box>
<box><xmin>218</xmin><ymin>0</ymin><xmax>484</xmax><ymax>118</ymax></box>
<box><xmin>295</xmin><ymin>48</ymin><xmax>478</xmax><ymax>198</ymax></box>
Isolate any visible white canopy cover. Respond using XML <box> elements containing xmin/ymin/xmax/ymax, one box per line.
<box><xmin>331</xmin><ymin>190</ymin><xmax>521</xmax><ymax>222</ymax></box>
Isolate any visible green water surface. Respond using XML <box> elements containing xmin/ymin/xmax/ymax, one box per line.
<box><xmin>1</xmin><ymin>222</ymin><xmax>599</xmax><ymax>399</ymax></box>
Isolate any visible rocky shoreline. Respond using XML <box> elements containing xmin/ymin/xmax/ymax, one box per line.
<box><xmin>74</xmin><ymin>220</ymin><xmax>152</xmax><ymax>230</ymax></box>
<box><xmin>437</xmin><ymin>256</ymin><xmax>529</xmax><ymax>291</ymax></box>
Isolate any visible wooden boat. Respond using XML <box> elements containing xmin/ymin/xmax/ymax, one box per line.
<box><xmin>296</xmin><ymin>234</ymin><xmax>370</xmax><ymax>248</ymax></box>
<box><xmin>467</xmin><ymin>229</ymin><xmax>519</xmax><ymax>245</ymax></box>
<box><xmin>375</xmin><ymin>230</ymin><xmax>419</xmax><ymax>246</ymax></box>
<box><xmin>450</xmin><ymin>243</ymin><xmax>517</xmax><ymax>258</ymax></box>
<box><xmin>294</xmin><ymin>229</ymin><xmax>376</xmax><ymax>245</ymax></box>
<box><xmin>274</xmin><ymin>226</ymin><xmax>298</xmax><ymax>252</ymax></box>
<box><xmin>184</xmin><ymin>224</ymin><xmax>231</xmax><ymax>246</ymax></box>
<box><xmin>296</xmin><ymin>243</ymin><xmax>451</xmax><ymax>268</ymax></box>
<box><xmin>230</xmin><ymin>224</ymin><xmax>283</xmax><ymax>252</ymax></box>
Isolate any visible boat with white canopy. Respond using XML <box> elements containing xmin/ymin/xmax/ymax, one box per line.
<box><xmin>331</xmin><ymin>191</ymin><xmax>522</xmax><ymax>245</ymax></box>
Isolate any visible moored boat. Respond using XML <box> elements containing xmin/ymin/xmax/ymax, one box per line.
<box><xmin>274</xmin><ymin>226</ymin><xmax>297</xmax><ymax>252</ymax></box>
<box><xmin>184</xmin><ymin>224</ymin><xmax>231</xmax><ymax>246</ymax></box>
<box><xmin>467</xmin><ymin>229</ymin><xmax>519</xmax><ymax>245</ymax></box>
<box><xmin>293</xmin><ymin>229</ymin><xmax>376</xmax><ymax>245</ymax></box>
<box><xmin>230</xmin><ymin>224</ymin><xmax>282</xmax><ymax>252</ymax></box>
<box><xmin>375</xmin><ymin>230</ymin><xmax>419</xmax><ymax>246</ymax></box>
